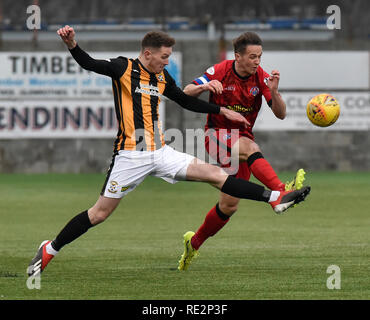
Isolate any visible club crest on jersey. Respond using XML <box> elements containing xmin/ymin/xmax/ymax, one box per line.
<box><xmin>223</xmin><ymin>134</ymin><xmax>232</xmax><ymax>141</ymax></box>
<box><xmin>108</xmin><ymin>181</ymin><xmax>119</xmax><ymax>193</ymax></box>
<box><xmin>250</xmin><ymin>86</ymin><xmax>259</xmax><ymax>96</ymax></box>
<box><xmin>157</xmin><ymin>74</ymin><xmax>164</xmax><ymax>81</ymax></box>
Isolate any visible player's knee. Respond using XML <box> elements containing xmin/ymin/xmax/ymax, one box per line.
<box><xmin>212</xmin><ymin>168</ymin><xmax>230</xmax><ymax>189</ymax></box>
<box><xmin>239</xmin><ymin>141</ymin><xmax>260</xmax><ymax>162</ymax></box>
<box><xmin>88</xmin><ymin>207</ymin><xmax>113</xmax><ymax>225</ymax></box>
<box><xmin>219</xmin><ymin>201</ymin><xmax>239</xmax><ymax>216</ymax></box>
<box><xmin>198</xmin><ymin>164</ymin><xmax>228</xmax><ymax>187</ymax></box>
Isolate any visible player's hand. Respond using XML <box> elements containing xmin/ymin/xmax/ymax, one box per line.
<box><xmin>219</xmin><ymin>107</ymin><xmax>250</xmax><ymax>128</ymax></box>
<box><xmin>201</xmin><ymin>80</ymin><xmax>223</xmax><ymax>95</ymax></box>
<box><xmin>266</xmin><ymin>70</ymin><xmax>280</xmax><ymax>92</ymax></box>
<box><xmin>57</xmin><ymin>25</ymin><xmax>77</xmax><ymax>49</ymax></box>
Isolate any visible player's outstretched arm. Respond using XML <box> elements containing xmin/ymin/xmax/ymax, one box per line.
<box><xmin>164</xmin><ymin>83</ymin><xmax>249</xmax><ymax>128</ymax></box>
<box><xmin>183</xmin><ymin>80</ymin><xmax>223</xmax><ymax>97</ymax></box>
<box><xmin>57</xmin><ymin>25</ymin><xmax>124</xmax><ymax>78</ymax></box>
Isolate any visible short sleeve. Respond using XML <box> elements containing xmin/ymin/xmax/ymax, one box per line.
<box><xmin>192</xmin><ymin>62</ymin><xmax>224</xmax><ymax>85</ymax></box>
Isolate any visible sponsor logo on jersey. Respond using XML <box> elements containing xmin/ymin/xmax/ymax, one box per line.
<box><xmin>223</xmin><ymin>134</ymin><xmax>232</xmax><ymax>141</ymax></box>
<box><xmin>224</xmin><ymin>85</ymin><xmax>235</xmax><ymax>91</ymax></box>
<box><xmin>135</xmin><ymin>83</ymin><xmax>162</xmax><ymax>97</ymax></box>
<box><xmin>249</xmin><ymin>86</ymin><xmax>259</xmax><ymax>96</ymax></box>
<box><xmin>264</xmin><ymin>77</ymin><xmax>269</xmax><ymax>85</ymax></box>
<box><xmin>121</xmin><ymin>186</ymin><xmax>129</xmax><ymax>192</ymax></box>
<box><xmin>226</xmin><ymin>104</ymin><xmax>253</xmax><ymax>113</ymax></box>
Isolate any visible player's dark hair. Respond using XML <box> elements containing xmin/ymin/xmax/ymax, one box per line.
<box><xmin>233</xmin><ymin>32</ymin><xmax>262</xmax><ymax>54</ymax></box>
<box><xmin>141</xmin><ymin>31</ymin><xmax>175</xmax><ymax>51</ymax></box>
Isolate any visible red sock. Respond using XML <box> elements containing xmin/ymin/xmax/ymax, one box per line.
<box><xmin>248</xmin><ymin>154</ymin><xmax>285</xmax><ymax>191</ymax></box>
<box><xmin>191</xmin><ymin>205</ymin><xmax>229</xmax><ymax>250</ymax></box>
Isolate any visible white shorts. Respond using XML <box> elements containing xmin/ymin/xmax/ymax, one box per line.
<box><xmin>101</xmin><ymin>145</ymin><xmax>195</xmax><ymax>199</ymax></box>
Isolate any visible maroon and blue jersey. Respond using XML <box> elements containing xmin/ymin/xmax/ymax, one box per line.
<box><xmin>193</xmin><ymin>59</ymin><xmax>272</xmax><ymax>139</ymax></box>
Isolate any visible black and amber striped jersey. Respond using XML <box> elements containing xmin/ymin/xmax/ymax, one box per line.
<box><xmin>70</xmin><ymin>44</ymin><xmax>221</xmax><ymax>152</ymax></box>
<box><xmin>111</xmin><ymin>57</ymin><xmax>167</xmax><ymax>152</ymax></box>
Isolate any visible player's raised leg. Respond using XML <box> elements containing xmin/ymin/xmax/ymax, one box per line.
<box><xmin>236</xmin><ymin>136</ymin><xmax>286</xmax><ymax>191</ymax></box>
<box><xmin>185</xmin><ymin>158</ymin><xmax>310</xmax><ymax>208</ymax></box>
<box><xmin>186</xmin><ymin>143</ymin><xmax>306</xmax><ymax>262</ymax></box>
<box><xmin>237</xmin><ymin>137</ymin><xmax>307</xmax><ymax>192</ymax></box>
<box><xmin>185</xmin><ymin>169</ymin><xmax>307</xmax><ymax>260</ymax></box>
<box><xmin>178</xmin><ymin>158</ymin><xmax>310</xmax><ymax>270</ymax></box>
<box><xmin>27</xmin><ymin>196</ymin><xmax>121</xmax><ymax>276</ymax></box>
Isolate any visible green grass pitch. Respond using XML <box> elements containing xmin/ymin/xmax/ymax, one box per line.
<box><xmin>0</xmin><ymin>172</ymin><xmax>369</xmax><ymax>300</ymax></box>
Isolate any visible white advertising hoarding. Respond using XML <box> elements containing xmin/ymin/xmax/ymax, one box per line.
<box><xmin>255</xmin><ymin>91</ymin><xmax>370</xmax><ymax>131</ymax></box>
<box><xmin>224</xmin><ymin>51</ymin><xmax>370</xmax><ymax>130</ymax></box>
<box><xmin>0</xmin><ymin>51</ymin><xmax>182</xmax><ymax>138</ymax></box>
<box><xmin>0</xmin><ymin>51</ymin><xmax>182</xmax><ymax>99</ymax></box>
<box><xmin>0</xmin><ymin>100</ymin><xmax>117</xmax><ymax>138</ymax></box>
<box><xmin>1</xmin><ymin>92</ymin><xmax>368</xmax><ymax>138</ymax></box>
<box><xmin>227</xmin><ymin>51</ymin><xmax>369</xmax><ymax>90</ymax></box>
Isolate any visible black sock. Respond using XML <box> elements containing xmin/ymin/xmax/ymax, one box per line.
<box><xmin>215</xmin><ymin>203</ymin><xmax>230</xmax><ymax>221</ymax></box>
<box><xmin>246</xmin><ymin>151</ymin><xmax>264</xmax><ymax>167</ymax></box>
<box><xmin>221</xmin><ymin>176</ymin><xmax>271</xmax><ymax>202</ymax></box>
<box><xmin>51</xmin><ymin>210</ymin><xmax>93</xmax><ymax>251</ymax></box>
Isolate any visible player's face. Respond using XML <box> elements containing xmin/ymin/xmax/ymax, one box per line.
<box><xmin>235</xmin><ymin>45</ymin><xmax>263</xmax><ymax>76</ymax></box>
<box><xmin>146</xmin><ymin>46</ymin><xmax>172</xmax><ymax>74</ymax></box>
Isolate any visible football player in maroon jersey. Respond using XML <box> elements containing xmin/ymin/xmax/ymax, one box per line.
<box><xmin>178</xmin><ymin>32</ymin><xmax>306</xmax><ymax>270</ymax></box>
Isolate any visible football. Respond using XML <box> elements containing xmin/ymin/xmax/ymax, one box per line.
<box><xmin>306</xmin><ymin>93</ymin><xmax>340</xmax><ymax>127</ymax></box>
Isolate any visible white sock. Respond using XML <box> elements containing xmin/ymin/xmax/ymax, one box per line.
<box><xmin>46</xmin><ymin>242</ymin><xmax>59</xmax><ymax>256</ymax></box>
<box><xmin>268</xmin><ymin>191</ymin><xmax>280</xmax><ymax>202</ymax></box>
